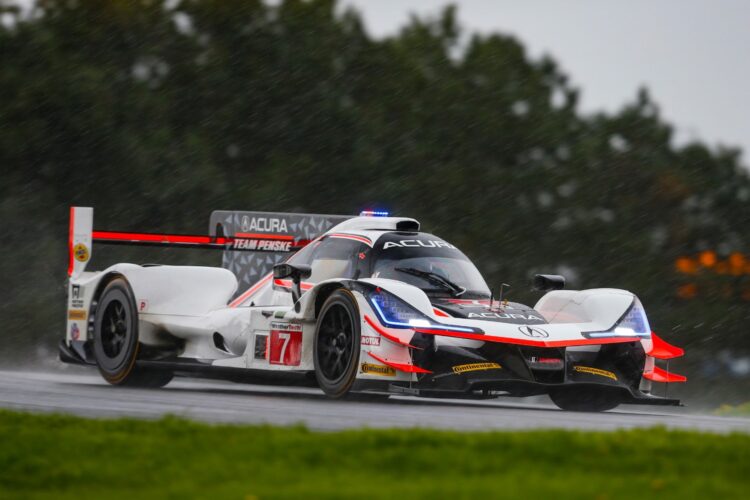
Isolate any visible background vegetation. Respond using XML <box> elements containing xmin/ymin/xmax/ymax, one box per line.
<box><xmin>1</xmin><ymin>0</ymin><xmax>749</xmax><ymax>403</ymax></box>
<box><xmin>0</xmin><ymin>410</ymin><xmax>748</xmax><ymax>499</ymax></box>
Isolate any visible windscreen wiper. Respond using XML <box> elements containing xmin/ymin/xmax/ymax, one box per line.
<box><xmin>394</xmin><ymin>267</ymin><xmax>466</xmax><ymax>297</ymax></box>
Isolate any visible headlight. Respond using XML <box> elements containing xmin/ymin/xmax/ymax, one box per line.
<box><xmin>370</xmin><ymin>290</ymin><xmax>426</xmax><ymax>328</ymax></box>
<box><xmin>368</xmin><ymin>289</ymin><xmax>477</xmax><ymax>332</ymax></box>
<box><xmin>583</xmin><ymin>298</ymin><xmax>652</xmax><ymax>339</ymax></box>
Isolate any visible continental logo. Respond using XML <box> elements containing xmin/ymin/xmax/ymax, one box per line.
<box><xmin>573</xmin><ymin>365</ymin><xmax>617</xmax><ymax>381</ymax></box>
<box><xmin>68</xmin><ymin>309</ymin><xmax>87</xmax><ymax>320</ymax></box>
<box><xmin>452</xmin><ymin>362</ymin><xmax>502</xmax><ymax>374</ymax></box>
<box><xmin>73</xmin><ymin>243</ymin><xmax>89</xmax><ymax>262</ymax></box>
<box><xmin>361</xmin><ymin>363</ymin><xmax>396</xmax><ymax>377</ymax></box>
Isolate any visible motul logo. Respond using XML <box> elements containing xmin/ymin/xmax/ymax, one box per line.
<box><xmin>383</xmin><ymin>240</ymin><xmax>456</xmax><ymax>249</ymax></box>
<box><xmin>241</xmin><ymin>216</ymin><xmax>288</xmax><ymax>233</ymax></box>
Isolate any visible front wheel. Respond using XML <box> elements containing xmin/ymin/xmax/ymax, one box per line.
<box><xmin>313</xmin><ymin>290</ymin><xmax>361</xmax><ymax>398</ymax></box>
<box><xmin>92</xmin><ymin>278</ymin><xmax>173</xmax><ymax>388</ymax></box>
<box><xmin>549</xmin><ymin>386</ymin><xmax>621</xmax><ymax>412</ymax></box>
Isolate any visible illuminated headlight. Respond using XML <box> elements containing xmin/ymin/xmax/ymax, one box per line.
<box><xmin>369</xmin><ymin>291</ymin><xmax>425</xmax><ymax>328</ymax></box>
<box><xmin>369</xmin><ymin>289</ymin><xmax>476</xmax><ymax>332</ymax></box>
<box><xmin>583</xmin><ymin>298</ymin><xmax>652</xmax><ymax>339</ymax></box>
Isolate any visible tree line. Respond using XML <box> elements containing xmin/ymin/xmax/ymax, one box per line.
<box><xmin>1</xmin><ymin>0</ymin><xmax>749</xmax><ymax>372</ymax></box>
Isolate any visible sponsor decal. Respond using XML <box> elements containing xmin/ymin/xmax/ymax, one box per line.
<box><xmin>241</xmin><ymin>216</ymin><xmax>288</xmax><ymax>233</ymax></box>
<box><xmin>138</xmin><ymin>300</ymin><xmax>148</xmax><ymax>312</ymax></box>
<box><xmin>358</xmin><ymin>252</ymin><xmax>366</xmax><ymax>260</ymax></box>
<box><xmin>446</xmin><ymin>299</ymin><xmax>492</xmax><ymax>306</ymax></box>
<box><xmin>573</xmin><ymin>365</ymin><xmax>618</xmax><ymax>381</ymax></box>
<box><xmin>233</xmin><ymin>238</ymin><xmax>292</xmax><ymax>252</ymax></box>
<box><xmin>69</xmin><ymin>322</ymin><xmax>80</xmax><ymax>341</ymax></box>
<box><xmin>270</xmin><ymin>321</ymin><xmax>302</xmax><ymax>332</ymax></box>
<box><xmin>518</xmin><ymin>326</ymin><xmax>549</xmax><ymax>338</ymax></box>
<box><xmin>383</xmin><ymin>240</ymin><xmax>457</xmax><ymax>250</ymax></box>
<box><xmin>361</xmin><ymin>335</ymin><xmax>380</xmax><ymax>346</ymax></box>
<box><xmin>70</xmin><ymin>285</ymin><xmax>84</xmax><ymax>308</ymax></box>
<box><xmin>528</xmin><ymin>356</ymin><xmax>563</xmax><ymax>365</ymax></box>
<box><xmin>361</xmin><ymin>362</ymin><xmax>396</xmax><ymax>377</ymax></box>
<box><xmin>73</xmin><ymin>243</ymin><xmax>89</xmax><ymax>262</ymax></box>
<box><xmin>468</xmin><ymin>312</ymin><xmax>544</xmax><ymax>321</ymax></box>
<box><xmin>452</xmin><ymin>362</ymin><xmax>502</xmax><ymax>374</ymax></box>
<box><xmin>254</xmin><ymin>334</ymin><xmax>268</xmax><ymax>360</ymax></box>
<box><xmin>68</xmin><ymin>309</ymin><xmax>87</xmax><ymax>320</ymax></box>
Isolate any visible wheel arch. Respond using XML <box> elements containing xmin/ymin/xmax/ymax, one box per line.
<box><xmin>88</xmin><ymin>272</ymin><xmax>136</xmax><ymax>321</ymax></box>
<box><xmin>304</xmin><ymin>280</ymin><xmax>363</xmax><ymax>320</ymax></box>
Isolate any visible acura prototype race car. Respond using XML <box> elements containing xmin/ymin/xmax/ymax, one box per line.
<box><xmin>61</xmin><ymin>208</ymin><xmax>686</xmax><ymax>411</ymax></box>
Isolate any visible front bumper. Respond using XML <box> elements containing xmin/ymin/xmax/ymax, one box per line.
<box><xmin>405</xmin><ymin>337</ymin><xmax>682</xmax><ymax>406</ymax></box>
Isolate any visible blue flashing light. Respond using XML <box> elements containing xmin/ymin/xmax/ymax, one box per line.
<box><xmin>359</xmin><ymin>210</ymin><xmax>390</xmax><ymax>217</ymax></box>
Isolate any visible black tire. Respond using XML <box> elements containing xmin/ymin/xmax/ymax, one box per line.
<box><xmin>92</xmin><ymin>278</ymin><xmax>173</xmax><ymax>388</ymax></box>
<box><xmin>549</xmin><ymin>386</ymin><xmax>621</xmax><ymax>412</ymax></box>
<box><xmin>313</xmin><ymin>289</ymin><xmax>361</xmax><ymax>398</ymax></box>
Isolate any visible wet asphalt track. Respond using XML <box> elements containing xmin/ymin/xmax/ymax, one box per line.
<box><xmin>1</xmin><ymin>368</ymin><xmax>748</xmax><ymax>433</ymax></box>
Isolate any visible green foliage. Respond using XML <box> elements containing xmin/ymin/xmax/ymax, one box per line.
<box><xmin>715</xmin><ymin>402</ymin><xmax>750</xmax><ymax>416</ymax></box>
<box><xmin>1</xmin><ymin>0</ymin><xmax>750</xmax><ymax>374</ymax></box>
<box><xmin>0</xmin><ymin>410</ymin><xmax>748</xmax><ymax>499</ymax></box>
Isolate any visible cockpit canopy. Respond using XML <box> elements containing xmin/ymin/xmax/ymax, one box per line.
<box><xmin>287</xmin><ymin>231</ymin><xmax>491</xmax><ymax>299</ymax></box>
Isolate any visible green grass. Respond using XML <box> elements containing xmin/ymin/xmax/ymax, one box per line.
<box><xmin>715</xmin><ymin>402</ymin><xmax>750</xmax><ymax>416</ymax></box>
<box><xmin>0</xmin><ymin>410</ymin><xmax>748</xmax><ymax>499</ymax></box>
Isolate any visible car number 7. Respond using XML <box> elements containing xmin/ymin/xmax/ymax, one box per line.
<box><xmin>278</xmin><ymin>332</ymin><xmax>291</xmax><ymax>364</ymax></box>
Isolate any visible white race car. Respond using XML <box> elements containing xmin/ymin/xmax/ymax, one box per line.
<box><xmin>61</xmin><ymin>207</ymin><xmax>685</xmax><ymax>411</ymax></box>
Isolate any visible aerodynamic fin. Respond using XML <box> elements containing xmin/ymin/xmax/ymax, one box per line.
<box><xmin>367</xmin><ymin>352</ymin><xmax>432</xmax><ymax>374</ymax></box>
<box><xmin>68</xmin><ymin>206</ymin><xmax>93</xmax><ymax>278</ymax></box>
<box><xmin>646</xmin><ymin>332</ymin><xmax>685</xmax><ymax>359</ymax></box>
<box><xmin>643</xmin><ymin>366</ymin><xmax>687</xmax><ymax>383</ymax></box>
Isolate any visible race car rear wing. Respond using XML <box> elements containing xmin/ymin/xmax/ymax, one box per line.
<box><xmin>68</xmin><ymin>207</ymin><xmax>352</xmax><ymax>292</ymax></box>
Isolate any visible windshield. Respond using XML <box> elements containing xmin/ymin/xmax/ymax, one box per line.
<box><xmin>371</xmin><ymin>232</ymin><xmax>491</xmax><ymax>298</ymax></box>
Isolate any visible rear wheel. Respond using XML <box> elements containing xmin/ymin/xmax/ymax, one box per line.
<box><xmin>314</xmin><ymin>290</ymin><xmax>361</xmax><ymax>398</ymax></box>
<box><xmin>549</xmin><ymin>386</ymin><xmax>621</xmax><ymax>412</ymax></box>
<box><xmin>93</xmin><ymin>278</ymin><xmax>173</xmax><ymax>388</ymax></box>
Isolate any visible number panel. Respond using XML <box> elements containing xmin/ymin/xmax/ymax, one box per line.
<box><xmin>269</xmin><ymin>329</ymin><xmax>302</xmax><ymax>366</ymax></box>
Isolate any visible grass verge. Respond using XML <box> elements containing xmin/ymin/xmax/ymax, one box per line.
<box><xmin>715</xmin><ymin>402</ymin><xmax>750</xmax><ymax>416</ymax></box>
<box><xmin>0</xmin><ymin>410</ymin><xmax>748</xmax><ymax>499</ymax></box>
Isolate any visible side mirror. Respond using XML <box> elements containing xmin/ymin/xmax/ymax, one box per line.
<box><xmin>273</xmin><ymin>263</ymin><xmax>312</xmax><ymax>281</ymax></box>
<box><xmin>533</xmin><ymin>274</ymin><xmax>565</xmax><ymax>291</ymax></box>
<box><xmin>273</xmin><ymin>264</ymin><xmax>312</xmax><ymax>312</ymax></box>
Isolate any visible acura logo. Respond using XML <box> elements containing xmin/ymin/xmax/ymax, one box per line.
<box><xmin>519</xmin><ymin>326</ymin><xmax>549</xmax><ymax>338</ymax></box>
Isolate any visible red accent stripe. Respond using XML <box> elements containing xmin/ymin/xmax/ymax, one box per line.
<box><xmin>273</xmin><ymin>279</ymin><xmax>314</xmax><ymax>291</ymax></box>
<box><xmin>328</xmin><ymin>233</ymin><xmax>373</xmax><ymax>246</ymax></box>
<box><xmin>367</xmin><ymin>352</ymin><xmax>432</xmax><ymax>374</ymax></box>
<box><xmin>432</xmin><ymin>307</ymin><xmax>450</xmax><ymax>318</ymax></box>
<box><xmin>413</xmin><ymin>328</ymin><xmax>643</xmax><ymax>348</ymax></box>
<box><xmin>646</xmin><ymin>332</ymin><xmax>684</xmax><ymax>359</ymax></box>
<box><xmin>229</xmin><ymin>273</ymin><xmax>272</xmax><ymax>308</ymax></box>
<box><xmin>67</xmin><ymin>207</ymin><xmax>75</xmax><ymax>277</ymax></box>
<box><xmin>234</xmin><ymin>232</ymin><xmax>294</xmax><ymax>241</ymax></box>
<box><xmin>363</xmin><ymin>315</ymin><xmax>420</xmax><ymax>349</ymax></box>
<box><xmin>93</xmin><ymin>231</ymin><xmax>232</xmax><ymax>245</ymax></box>
<box><xmin>291</xmin><ymin>239</ymin><xmax>312</xmax><ymax>248</ymax></box>
<box><xmin>643</xmin><ymin>366</ymin><xmax>687</xmax><ymax>383</ymax></box>
<box><xmin>94</xmin><ymin>230</ymin><xmax>310</xmax><ymax>252</ymax></box>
